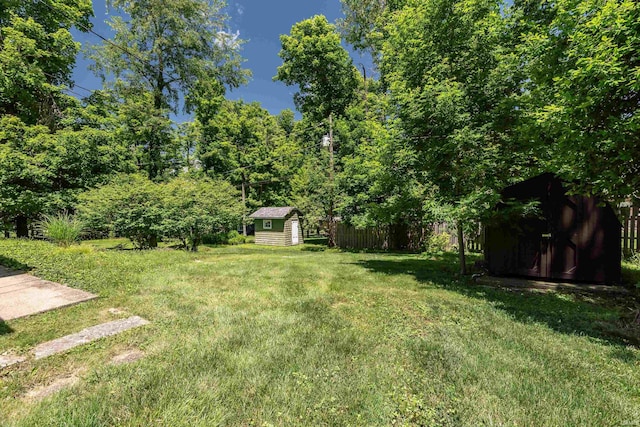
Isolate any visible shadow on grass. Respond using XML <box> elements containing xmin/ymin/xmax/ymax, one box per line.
<box><xmin>356</xmin><ymin>254</ymin><xmax>640</xmax><ymax>349</ymax></box>
<box><xmin>0</xmin><ymin>320</ymin><xmax>13</xmax><ymax>335</ymax></box>
<box><xmin>303</xmin><ymin>237</ymin><xmax>328</xmax><ymax>246</ymax></box>
<box><xmin>0</xmin><ymin>255</ymin><xmax>30</xmax><ymax>272</ymax></box>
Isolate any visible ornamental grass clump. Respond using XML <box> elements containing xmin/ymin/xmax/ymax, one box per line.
<box><xmin>38</xmin><ymin>213</ymin><xmax>84</xmax><ymax>246</ymax></box>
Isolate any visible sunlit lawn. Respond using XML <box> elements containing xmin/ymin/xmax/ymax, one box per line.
<box><xmin>0</xmin><ymin>238</ymin><xmax>639</xmax><ymax>426</ymax></box>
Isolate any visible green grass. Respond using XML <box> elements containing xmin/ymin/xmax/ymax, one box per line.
<box><xmin>0</xmin><ymin>238</ymin><xmax>639</xmax><ymax>426</ymax></box>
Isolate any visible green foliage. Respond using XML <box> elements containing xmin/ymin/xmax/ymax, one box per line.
<box><xmin>89</xmin><ymin>0</ymin><xmax>249</xmax><ymax>179</ymax></box>
<box><xmin>161</xmin><ymin>177</ymin><xmax>243</xmax><ymax>251</ymax></box>
<box><xmin>36</xmin><ymin>213</ymin><xmax>84</xmax><ymax>247</ymax></box>
<box><xmin>0</xmin><ymin>0</ymin><xmax>92</xmax><ymax>127</ymax></box>
<box><xmin>510</xmin><ymin>0</ymin><xmax>640</xmax><ymax>200</ymax></box>
<box><xmin>197</xmin><ymin>99</ymin><xmax>299</xmax><ymax>217</ymax></box>
<box><xmin>426</xmin><ymin>232</ymin><xmax>451</xmax><ymax>253</ymax></box>
<box><xmin>225</xmin><ymin>230</ymin><xmax>247</xmax><ymax>245</ymax></box>
<box><xmin>0</xmin><ymin>115</ymin><xmax>133</xmax><ymax>230</ymax></box>
<box><xmin>275</xmin><ymin>15</ymin><xmax>359</xmax><ymax>121</ymax></box>
<box><xmin>77</xmin><ymin>174</ymin><xmax>164</xmax><ymax>249</ymax></box>
<box><xmin>77</xmin><ymin>175</ymin><xmax>242</xmax><ymax>250</ymax></box>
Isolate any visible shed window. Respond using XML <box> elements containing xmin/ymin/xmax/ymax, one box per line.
<box><xmin>263</xmin><ymin>219</ymin><xmax>272</xmax><ymax>229</ymax></box>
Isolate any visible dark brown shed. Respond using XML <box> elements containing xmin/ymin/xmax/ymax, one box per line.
<box><xmin>484</xmin><ymin>173</ymin><xmax>621</xmax><ymax>284</ymax></box>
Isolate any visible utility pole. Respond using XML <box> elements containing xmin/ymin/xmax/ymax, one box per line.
<box><xmin>241</xmin><ymin>172</ymin><xmax>247</xmax><ymax>236</ymax></box>
<box><xmin>328</xmin><ymin>112</ymin><xmax>336</xmax><ymax>247</ymax></box>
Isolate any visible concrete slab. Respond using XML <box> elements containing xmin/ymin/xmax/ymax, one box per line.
<box><xmin>33</xmin><ymin>316</ymin><xmax>150</xmax><ymax>359</ymax></box>
<box><xmin>475</xmin><ymin>275</ymin><xmax>634</xmax><ymax>295</ymax></box>
<box><xmin>0</xmin><ymin>266</ymin><xmax>97</xmax><ymax>321</ymax></box>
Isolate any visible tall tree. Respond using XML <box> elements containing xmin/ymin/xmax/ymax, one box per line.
<box><xmin>379</xmin><ymin>0</ymin><xmax>521</xmax><ymax>272</ymax></box>
<box><xmin>339</xmin><ymin>0</ymin><xmax>407</xmax><ymax>56</ymax></box>
<box><xmin>274</xmin><ymin>15</ymin><xmax>359</xmax><ymax>122</ymax></box>
<box><xmin>511</xmin><ymin>0</ymin><xmax>640</xmax><ymax>200</ymax></box>
<box><xmin>0</xmin><ymin>0</ymin><xmax>92</xmax><ymax>127</ymax></box>
<box><xmin>90</xmin><ymin>0</ymin><xmax>249</xmax><ymax>179</ymax></box>
<box><xmin>0</xmin><ymin>0</ymin><xmax>131</xmax><ymax>236</ymax></box>
<box><xmin>197</xmin><ymin>100</ymin><xmax>290</xmax><ymax>235</ymax></box>
<box><xmin>274</xmin><ymin>15</ymin><xmax>360</xmax><ymax>246</ymax></box>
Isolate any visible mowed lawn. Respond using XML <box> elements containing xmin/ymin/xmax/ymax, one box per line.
<box><xmin>0</xmin><ymin>239</ymin><xmax>639</xmax><ymax>426</ymax></box>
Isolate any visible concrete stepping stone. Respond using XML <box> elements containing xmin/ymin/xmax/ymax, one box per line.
<box><xmin>0</xmin><ymin>354</ymin><xmax>26</xmax><ymax>368</ymax></box>
<box><xmin>33</xmin><ymin>316</ymin><xmax>150</xmax><ymax>360</ymax></box>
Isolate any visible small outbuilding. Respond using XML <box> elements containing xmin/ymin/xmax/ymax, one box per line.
<box><xmin>249</xmin><ymin>207</ymin><xmax>303</xmax><ymax>246</ymax></box>
<box><xmin>484</xmin><ymin>173</ymin><xmax>621</xmax><ymax>284</ymax></box>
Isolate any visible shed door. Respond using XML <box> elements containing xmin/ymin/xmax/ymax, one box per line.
<box><xmin>550</xmin><ymin>196</ymin><xmax>579</xmax><ymax>280</ymax></box>
<box><xmin>516</xmin><ymin>219</ymin><xmax>550</xmax><ymax>278</ymax></box>
<box><xmin>291</xmin><ymin>220</ymin><xmax>299</xmax><ymax>245</ymax></box>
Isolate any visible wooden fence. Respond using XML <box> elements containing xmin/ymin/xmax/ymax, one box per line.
<box><xmin>622</xmin><ymin>204</ymin><xmax>640</xmax><ymax>255</ymax></box>
<box><xmin>336</xmin><ymin>222</ymin><xmax>483</xmax><ymax>252</ymax></box>
<box><xmin>338</xmin><ymin>206</ymin><xmax>640</xmax><ymax>255</ymax></box>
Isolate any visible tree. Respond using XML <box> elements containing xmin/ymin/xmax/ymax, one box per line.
<box><xmin>0</xmin><ymin>111</ymin><xmax>132</xmax><ymax>237</ymax></box>
<box><xmin>0</xmin><ymin>0</ymin><xmax>92</xmax><ymax>127</ymax></box>
<box><xmin>377</xmin><ymin>0</ymin><xmax>521</xmax><ymax>273</ymax></box>
<box><xmin>511</xmin><ymin>0</ymin><xmax>640</xmax><ymax>200</ymax></box>
<box><xmin>90</xmin><ymin>0</ymin><xmax>249</xmax><ymax>179</ymax></box>
<box><xmin>197</xmin><ymin>100</ymin><xmax>291</xmax><ymax>235</ymax></box>
<box><xmin>275</xmin><ymin>15</ymin><xmax>360</xmax><ymax>246</ymax></box>
<box><xmin>339</xmin><ymin>0</ymin><xmax>407</xmax><ymax>56</ymax></box>
<box><xmin>274</xmin><ymin>15</ymin><xmax>359</xmax><ymax>122</ymax></box>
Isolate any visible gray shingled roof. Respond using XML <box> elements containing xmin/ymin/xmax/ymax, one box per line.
<box><xmin>249</xmin><ymin>207</ymin><xmax>300</xmax><ymax>219</ymax></box>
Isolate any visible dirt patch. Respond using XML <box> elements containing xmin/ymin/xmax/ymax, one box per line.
<box><xmin>105</xmin><ymin>307</ymin><xmax>128</xmax><ymax>316</ymax></box>
<box><xmin>24</xmin><ymin>375</ymin><xmax>80</xmax><ymax>400</ymax></box>
<box><xmin>110</xmin><ymin>349</ymin><xmax>145</xmax><ymax>365</ymax></box>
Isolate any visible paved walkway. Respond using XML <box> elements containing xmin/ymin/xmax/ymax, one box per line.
<box><xmin>0</xmin><ymin>266</ymin><xmax>96</xmax><ymax>321</ymax></box>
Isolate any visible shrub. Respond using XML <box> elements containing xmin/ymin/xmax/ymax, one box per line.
<box><xmin>202</xmin><ymin>232</ymin><xmax>227</xmax><ymax>245</ymax></box>
<box><xmin>161</xmin><ymin>178</ymin><xmax>243</xmax><ymax>251</ymax></box>
<box><xmin>226</xmin><ymin>230</ymin><xmax>246</xmax><ymax>245</ymax></box>
<box><xmin>78</xmin><ymin>175</ymin><xmax>243</xmax><ymax>251</ymax></box>
<box><xmin>37</xmin><ymin>213</ymin><xmax>83</xmax><ymax>246</ymax></box>
<box><xmin>77</xmin><ymin>174</ymin><xmax>164</xmax><ymax>249</ymax></box>
<box><xmin>425</xmin><ymin>232</ymin><xmax>451</xmax><ymax>253</ymax></box>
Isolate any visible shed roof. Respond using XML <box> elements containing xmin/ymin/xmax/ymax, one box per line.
<box><xmin>249</xmin><ymin>207</ymin><xmax>301</xmax><ymax>219</ymax></box>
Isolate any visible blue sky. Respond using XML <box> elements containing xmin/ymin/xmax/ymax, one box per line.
<box><xmin>71</xmin><ymin>0</ymin><xmax>370</xmax><ymax>122</ymax></box>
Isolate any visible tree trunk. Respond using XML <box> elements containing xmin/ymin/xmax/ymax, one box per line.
<box><xmin>149</xmin><ymin>234</ymin><xmax>158</xmax><ymax>248</ymax></box>
<box><xmin>457</xmin><ymin>220</ymin><xmax>467</xmax><ymax>275</ymax></box>
<box><xmin>16</xmin><ymin>216</ymin><xmax>28</xmax><ymax>238</ymax></box>
<box><xmin>241</xmin><ymin>176</ymin><xmax>247</xmax><ymax>236</ymax></box>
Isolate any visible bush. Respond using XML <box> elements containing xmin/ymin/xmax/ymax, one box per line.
<box><xmin>425</xmin><ymin>232</ymin><xmax>451</xmax><ymax>253</ymax></box>
<box><xmin>77</xmin><ymin>175</ymin><xmax>243</xmax><ymax>251</ymax></box>
<box><xmin>36</xmin><ymin>213</ymin><xmax>83</xmax><ymax>246</ymax></box>
<box><xmin>226</xmin><ymin>230</ymin><xmax>246</xmax><ymax>245</ymax></box>
<box><xmin>201</xmin><ymin>231</ymin><xmax>247</xmax><ymax>245</ymax></box>
<box><xmin>202</xmin><ymin>232</ymin><xmax>227</xmax><ymax>245</ymax></box>
<box><xmin>77</xmin><ymin>175</ymin><xmax>164</xmax><ymax>249</ymax></box>
<box><xmin>161</xmin><ymin>178</ymin><xmax>243</xmax><ymax>251</ymax></box>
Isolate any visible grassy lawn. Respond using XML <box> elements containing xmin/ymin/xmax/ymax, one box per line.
<box><xmin>1</xmin><ymin>238</ymin><xmax>639</xmax><ymax>426</ymax></box>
